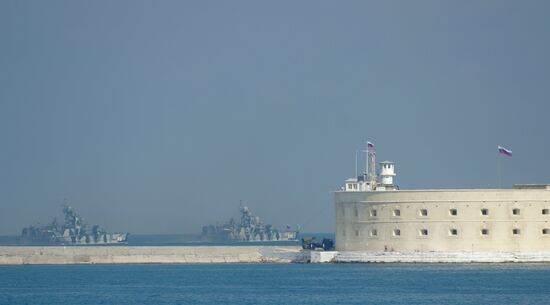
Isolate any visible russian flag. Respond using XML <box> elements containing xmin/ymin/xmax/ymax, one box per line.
<box><xmin>498</xmin><ymin>146</ymin><xmax>512</xmax><ymax>156</ymax></box>
<box><xmin>367</xmin><ymin>141</ymin><xmax>374</xmax><ymax>148</ymax></box>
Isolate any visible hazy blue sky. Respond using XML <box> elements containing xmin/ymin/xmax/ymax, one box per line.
<box><xmin>1</xmin><ymin>1</ymin><xmax>549</xmax><ymax>235</ymax></box>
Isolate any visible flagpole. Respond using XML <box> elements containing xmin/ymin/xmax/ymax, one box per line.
<box><xmin>497</xmin><ymin>146</ymin><xmax>512</xmax><ymax>189</ymax></box>
<box><xmin>355</xmin><ymin>150</ymin><xmax>358</xmax><ymax>179</ymax></box>
<box><xmin>365</xmin><ymin>142</ymin><xmax>369</xmax><ymax>181</ymax></box>
<box><xmin>498</xmin><ymin>152</ymin><xmax>501</xmax><ymax>188</ymax></box>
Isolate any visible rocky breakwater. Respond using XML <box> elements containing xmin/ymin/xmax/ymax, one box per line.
<box><xmin>0</xmin><ymin>246</ymin><xmax>307</xmax><ymax>265</ymax></box>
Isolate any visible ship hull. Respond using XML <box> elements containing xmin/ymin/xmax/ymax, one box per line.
<box><xmin>19</xmin><ymin>205</ymin><xmax>129</xmax><ymax>246</ymax></box>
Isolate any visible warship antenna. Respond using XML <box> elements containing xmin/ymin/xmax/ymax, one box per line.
<box><xmin>62</xmin><ymin>197</ymin><xmax>69</xmax><ymax>209</ymax></box>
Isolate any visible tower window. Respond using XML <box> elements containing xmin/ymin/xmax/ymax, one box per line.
<box><xmin>354</xmin><ymin>207</ymin><xmax>359</xmax><ymax>217</ymax></box>
<box><xmin>543</xmin><ymin>209</ymin><xmax>549</xmax><ymax>215</ymax></box>
<box><xmin>543</xmin><ymin>229</ymin><xmax>550</xmax><ymax>235</ymax></box>
<box><xmin>481</xmin><ymin>229</ymin><xmax>490</xmax><ymax>235</ymax></box>
<box><xmin>419</xmin><ymin>209</ymin><xmax>428</xmax><ymax>216</ymax></box>
<box><xmin>370</xmin><ymin>209</ymin><xmax>377</xmax><ymax>217</ymax></box>
<box><xmin>512</xmin><ymin>208</ymin><xmax>520</xmax><ymax>215</ymax></box>
<box><xmin>419</xmin><ymin>229</ymin><xmax>428</xmax><ymax>236</ymax></box>
<box><xmin>393</xmin><ymin>229</ymin><xmax>401</xmax><ymax>236</ymax></box>
<box><xmin>481</xmin><ymin>209</ymin><xmax>489</xmax><ymax>216</ymax></box>
<box><xmin>449</xmin><ymin>229</ymin><xmax>458</xmax><ymax>236</ymax></box>
<box><xmin>513</xmin><ymin>228</ymin><xmax>521</xmax><ymax>235</ymax></box>
<box><xmin>449</xmin><ymin>209</ymin><xmax>457</xmax><ymax>216</ymax></box>
<box><xmin>370</xmin><ymin>229</ymin><xmax>378</xmax><ymax>237</ymax></box>
<box><xmin>355</xmin><ymin>230</ymin><xmax>359</xmax><ymax>236</ymax></box>
<box><xmin>393</xmin><ymin>209</ymin><xmax>401</xmax><ymax>217</ymax></box>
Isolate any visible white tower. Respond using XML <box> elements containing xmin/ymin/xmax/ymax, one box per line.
<box><xmin>379</xmin><ymin>161</ymin><xmax>396</xmax><ymax>186</ymax></box>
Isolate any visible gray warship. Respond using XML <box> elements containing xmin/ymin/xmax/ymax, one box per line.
<box><xmin>201</xmin><ymin>205</ymin><xmax>299</xmax><ymax>242</ymax></box>
<box><xmin>19</xmin><ymin>204</ymin><xmax>129</xmax><ymax>245</ymax></box>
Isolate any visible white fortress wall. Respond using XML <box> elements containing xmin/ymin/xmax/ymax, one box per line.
<box><xmin>335</xmin><ymin>188</ymin><xmax>550</xmax><ymax>252</ymax></box>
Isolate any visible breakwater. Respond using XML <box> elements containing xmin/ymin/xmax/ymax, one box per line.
<box><xmin>4</xmin><ymin>246</ymin><xmax>550</xmax><ymax>265</ymax></box>
<box><xmin>0</xmin><ymin>246</ymin><xmax>307</xmax><ymax>265</ymax></box>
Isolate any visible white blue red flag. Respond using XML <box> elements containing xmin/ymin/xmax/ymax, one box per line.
<box><xmin>498</xmin><ymin>146</ymin><xmax>512</xmax><ymax>156</ymax></box>
<box><xmin>367</xmin><ymin>141</ymin><xmax>374</xmax><ymax>148</ymax></box>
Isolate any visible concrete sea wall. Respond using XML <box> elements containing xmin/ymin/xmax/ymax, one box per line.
<box><xmin>0</xmin><ymin>246</ymin><xmax>307</xmax><ymax>265</ymax></box>
<box><xmin>4</xmin><ymin>246</ymin><xmax>550</xmax><ymax>265</ymax></box>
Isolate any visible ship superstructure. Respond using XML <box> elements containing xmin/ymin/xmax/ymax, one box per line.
<box><xmin>19</xmin><ymin>204</ymin><xmax>128</xmax><ymax>245</ymax></box>
<box><xmin>201</xmin><ymin>205</ymin><xmax>299</xmax><ymax>242</ymax></box>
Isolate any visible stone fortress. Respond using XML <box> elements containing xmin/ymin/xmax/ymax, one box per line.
<box><xmin>335</xmin><ymin>143</ymin><xmax>550</xmax><ymax>253</ymax></box>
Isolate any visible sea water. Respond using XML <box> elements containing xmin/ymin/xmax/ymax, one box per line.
<box><xmin>1</xmin><ymin>263</ymin><xmax>550</xmax><ymax>305</ymax></box>
<box><xmin>0</xmin><ymin>233</ymin><xmax>334</xmax><ymax>247</ymax></box>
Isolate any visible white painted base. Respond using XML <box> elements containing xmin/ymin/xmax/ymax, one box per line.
<box><xmin>334</xmin><ymin>251</ymin><xmax>550</xmax><ymax>263</ymax></box>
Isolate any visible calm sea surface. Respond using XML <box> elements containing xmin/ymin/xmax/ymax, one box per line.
<box><xmin>1</xmin><ymin>263</ymin><xmax>550</xmax><ymax>305</ymax></box>
<box><xmin>0</xmin><ymin>233</ymin><xmax>334</xmax><ymax>246</ymax></box>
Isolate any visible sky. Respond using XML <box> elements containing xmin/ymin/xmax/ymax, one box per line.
<box><xmin>1</xmin><ymin>1</ymin><xmax>549</xmax><ymax>235</ymax></box>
